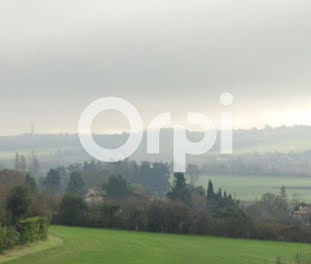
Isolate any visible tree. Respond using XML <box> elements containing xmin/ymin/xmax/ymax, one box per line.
<box><xmin>278</xmin><ymin>185</ymin><xmax>288</xmax><ymax>211</ymax></box>
<box><xmin>186</xmin><ymin>164</ymin><xmax>200</xmax><ymax>186</ymax></box>
<box><xmin>43</xmin><ymin>169</ymin><xmax>61</xmax><ymax>193</ymax></box>
<box><xmin>206</xmin><ymin>180</ymin><xmax>217</xmax><ymax>213</ymax></box>
<box><xmin>206</xmin><ymin>180</ymin><xmax>237</xmax><ymax>214</ymax></box>
<box><xmin>7</xmin><ymin>185</ymin><xmax>32</xmax><ymax>221</ymax></box>
<box><xmin>14</xmin><ymin>153</ymin><xmax>20</xmax><ymax>171</ymax></box>
<box><xmin>25</xmin><ymin>173</ymin><xmax>38</xmax><ymax>195</ymax></box>
<box><xmin>190</xmin><ymin>186</ymin><xmax>206</xmax><ymax>209</ymax></box>
<box><xmin>167</xmin><ymin>173</ymin><xmax>191</xmax><ymax>206</ymax></box>
<box><xmin>20</xmin><ymin>155</ymin><xmax>27</xmax><ymax>172</ymax></box>
<box><xmin>207</xmin><ymin>180</ymin><xmax>215</xmax><ymax>198</ymax></box>
<box><xmin>102</xmin><ymin>175</ymin><xmax>130</xmax><ymax>199</ymax></box>
<box><xmin>29</xmin><ymin>151</ymin><xmax>40</xmax><ymax>178</ymax></box>
<box><xmin>217</xmin><ymin>188</ymin><xmax>222</xmax><ymax>199</ymax></box>
<box><xmin>66</xmin><ymin>171</ymin><xmax>86</xmax><ymax>197</ymax></box>
<box><xmin>57</xmin><ymin>193</ymin><xmax>88</xmax><ymax>226</ymax></box>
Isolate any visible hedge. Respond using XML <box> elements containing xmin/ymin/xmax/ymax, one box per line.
<box><xmin>0</xmin><ymin>217</ymin><xmax>48</xmax><ymax>252</ymax></box>
<box><xmin>0</xmin><ymin>226</ymin><xmax>5</xmax><ymax>253</ymax></box>
<box><xmin>0</xmin><ymin>225</ymin><xmax>21</xmax><ymax>253</ymax></box>
<box><xmin>18</xmin><ymin>217</ymin><xmax>48</xmax><ymax>244</ymax></box>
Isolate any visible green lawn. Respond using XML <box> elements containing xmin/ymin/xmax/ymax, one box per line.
<box><xmin>198</xmin><ymin>175</ymin><xmax>311</xmax><ymax>202</ymax></box>
<box><xmin>5</xmin><ymin>226</ymin><xmax>311</xmax><ymax>264</ymax></box>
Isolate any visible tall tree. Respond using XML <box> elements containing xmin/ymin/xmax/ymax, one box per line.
<box><xmin>102</xmin><ymin>175</ymin><xmax>130</xmax><ymax>199</ymax></box>
<box><xmin>167</xmin><ymin>173</ymin><xmax>191</xmax><ymax>206</ymax></box>
<box><xmin>20</xmin><ymin>155</ymin><xmax>27</xmax><ymax>172</ymax></box>
<box><xmin>43</xmin><ymin>169</ymin><xmax>61</xmax><ymax>193</ymax></box>
<box><xmin>29</xmin><ymin>151</ymin><xmax>40</xmax><ymax>178</ymax></box>
<box><xmin>25</xmin><ymin>173</ymin><xmax>38</xmax><ymax>195</ymax></box>
<box><xmin>66</xmin><ymin>171</ymin><xmax>86</xmax><ymax>197</ymax></box>
<box><xmin>7</xmin><ymin>185</ymin><xmax>32</xmax><ymax>222</ymax></box>
<box><xmin>57</xmin><ymin>193</ymin><xmax>88</xmax><ymax>226</ymax></box>
<box><xmin>207</xmin><ymin>180</ymin><xmax>215</xmax><ymax>198</ymax></box>
<box><xmin>278</xmin><ymin>185</ymin><xmax>288</xmax><ymax>211</ymax></box>
<box><xmin>186</xmin><ymin>164</ymin><xmax>200</xmax><ymax>186</ymax></box>
<box><xmin>14</xmin><ymin>153</ymin><xmax>20</xmax><ymax>171</ymax></box>
<box><xmin>217</xmin><ymin>188</ymin><xmax>222</xmax><ymax>199</ymax></box>
<box><xmin>206</xmin><ymin>180</ymin><xmax>218</xmax><ymax>213</ymax></box>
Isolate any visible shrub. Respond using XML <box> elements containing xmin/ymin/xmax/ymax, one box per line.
<box><xmin>38</xmin><ymin>217</ymin><xmax>48</xmax><ymax>240</ymax></box>
<box><xmin>0</xmin><ymin>226</ymin><xmax>6</xmax><ymax>253</ymax></box>
<box><xmin>18</xmin><ymin>217</ymin><xmax>48</xmax><ymax>244</ymax></box>
<box><xmin>4</xmin><ymin>226</ymin><xmax>20</xmax><ymax>249</ymax></box>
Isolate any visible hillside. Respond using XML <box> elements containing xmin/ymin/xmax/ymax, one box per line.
<box><xmin>6</xmin><ymin>226</ymin><xmax>310</xmax><ymax>264</ymax></box>
<box><xmin>1</xmin><ymin>126</ymin><xmax>311</xmax><ymax>171</ymax></box>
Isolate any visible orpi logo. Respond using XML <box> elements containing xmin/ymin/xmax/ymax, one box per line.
<box><xmin>78</xmin><ymin>93</ymin><xmax>233</xmax><ymax>172</ymax></box>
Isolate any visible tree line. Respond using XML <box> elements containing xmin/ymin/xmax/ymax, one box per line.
<box><xmin>2</xmin><ymin>159</ymin><xmax>311</xmax><ymax>249</ymax></box>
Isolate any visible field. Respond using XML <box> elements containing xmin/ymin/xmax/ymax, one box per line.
<box><xmin>4</xmin><ymin>225</ymin><xmax>311</xmax><ymax>264</ymax></box>
<box><xmin>198</xmin><ymin>175</ymin><xmax>311</xmax><ymax>202</ymax></box>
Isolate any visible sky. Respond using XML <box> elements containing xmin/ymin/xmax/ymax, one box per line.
<box><xmin>1</xmin><ymin>0</ymin><xmax>311</xmax><ymax>135</ymax></box>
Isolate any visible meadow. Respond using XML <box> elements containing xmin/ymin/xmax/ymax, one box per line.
<box><xmin>198</xmin><ymin>175</ymin><xmax>311</xmax><ymax>202</ymax></box>
<box><xmin>4</xmin><ymin>225</ymin><xmax>311</xmax><ymax>264</ymax></box>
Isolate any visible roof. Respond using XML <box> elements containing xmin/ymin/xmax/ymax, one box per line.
<box><xmin>294</xmin><ymin>206</ymin><xmax>311</xmax><ymax>215</ymax></box>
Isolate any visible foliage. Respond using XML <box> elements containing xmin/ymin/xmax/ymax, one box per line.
<box><xmin>66</xmin><ymin>171</ymin><xmax>86</xmax><ymax>197</ymax></box>
<box><xmin>56</xmin><ymin>194</ymin><xmax>88</xmax><ymax>226</ymax></box>
<box><xmin>43</xmin><ymin>169</ymin><xmax>61</xmax><ymax>193</ymax></box>
<box><xmin>167</xmin><ymin>173</ymin><xmax>191</xmax><ymax>206</ymax></box>
<box><xmin>0</xmin><ymin>218</ymin><xmax>47</xmax><ymax>252</ymax></box>
<box><xmin>102</xmin><ymin>175</ymin><xmax>131</xmax><ymax>199</ymax></box>
<box><xmin>7</xmin><ymin>185</ymin><xmax>32</xmax><ymax>222</ymax></box>
<box><xmin>246</xmin><ymin>186</ymin><xmax>291</xmax><ymax>223</ymax></box>
<box><xmin>29</xmin><ymin>151</ymin><xmax>41</xmax><ymax>178</ymax></box>
<box><xmin>29</xmin><ymin>192</ymin><xmax>61</xmax><ymax>222</ymax></box>
<box><xmin>81</xmin><ymin>160</ymin><xmax>170</xmax><ymax>196</ymax></box>
<box><xmin>206</xmin><ymin>180</ymin><xmax>238</xmax><ymax>214</ymax></box>
<box><xmin>25</xmin><ymin>173</ymin><xmax>38</xmax><ymax>195</ymax></box>
<box><xmin>3</xmin><ymin>226</ymin><xmax>21</xmax><ymax>249</ymax></box>
<box><xmin>18</xmin><ymin>217</ymin><xmax>48</xmax><ymax>244</ymax></box>
<box><xmin>0</xmin><ymin>226</ymin><xmax>5</xmax><ymax>253</ymax></box>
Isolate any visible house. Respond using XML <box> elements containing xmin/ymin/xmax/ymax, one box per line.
<box><xmin>293</xmin><ymin>206</ymin><xmax>311</xmax><ymax>225</ymax></box>
<box><xmin>84</xmin><ymin>188</ymin><xmax>105</xmax><ymax>203</ymax></box>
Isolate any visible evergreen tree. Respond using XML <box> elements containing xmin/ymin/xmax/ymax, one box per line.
<box><xmin>207</xmin><ymin>180</ymin><xmax>215</xmax><ymax>198</ymax></box>
<box><xmin>14</xmin><ymin>153</ymin><xmax>20</xmax><ymax>170</ymax></box>
<box><xmin>43</xmin><ymin>169</ymin><xmax>61</xmax><ymax>193</ymax></box>
<box><xmin>206</xmin><ymin>180</ymin><xmax>217</xmax><ymax>213</ymax></box>
<box><xmin>278</xmin><ymin>185</ymin><xmax>288</xmax><ymax>211</ymax></box>
<box><xmin>66</xmin><ymin>171</ymin><xmax>86</xmax><ymax>197</ymax></box>
<box><xmin>20</xmin><ymin>155</ymin><xmax>27</xmax><ymax>172</ymax></box>
<box><xmin>217</xmin><ymin>188</ymin><xmax>222</xmax><ymax>198</ymax></box>
<box><xmin>58</xmin><ymin>193</ymin><xmax>88</xmax><ymax>226</ymax></box>
<box><xmin>7</xmin><ymin>185</ymin><xmax>32</xmax><ymax>222</ymax></box>
<box><xmin>25</xmin><ymin>173</ymin><xmax>38</xmax><ymax>195</ymax></box>
<box><xmin>167</xmin><ymin>173</ymin><xmax>191</xmax><ymax>206</ymax></box>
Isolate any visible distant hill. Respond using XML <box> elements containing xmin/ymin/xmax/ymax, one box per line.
<box><xmin>0</xmin><ymin>125</ymin><xmax>311</xmax><ymax>173</ymax></box>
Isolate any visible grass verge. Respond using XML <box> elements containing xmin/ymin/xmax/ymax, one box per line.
<box><xmin>0</xmin><ymin>235</ymin><xmax>63</xmax><ymax>263</ymax></box>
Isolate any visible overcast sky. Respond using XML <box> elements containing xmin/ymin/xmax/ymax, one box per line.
<box><xmin>1</xmin><ymin>0</ymin><xmax>311</xmax><ymax>135</ymax></box>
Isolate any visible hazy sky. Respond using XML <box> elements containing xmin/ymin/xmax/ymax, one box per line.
<box><xmin>1</xmin><ymin>0</ymin><xmax>311</xmax><ymax>135</ymax></box>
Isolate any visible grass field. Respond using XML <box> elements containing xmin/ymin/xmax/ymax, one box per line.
<box><xmin>198</xmin><ymin>175</ymin><xmax>311</xmax><ymax>202</ymax></box>
<box><xmin>5</xmin><ymin>226</ymin><xmax>311</xmax><ymax>264</ymax></box>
